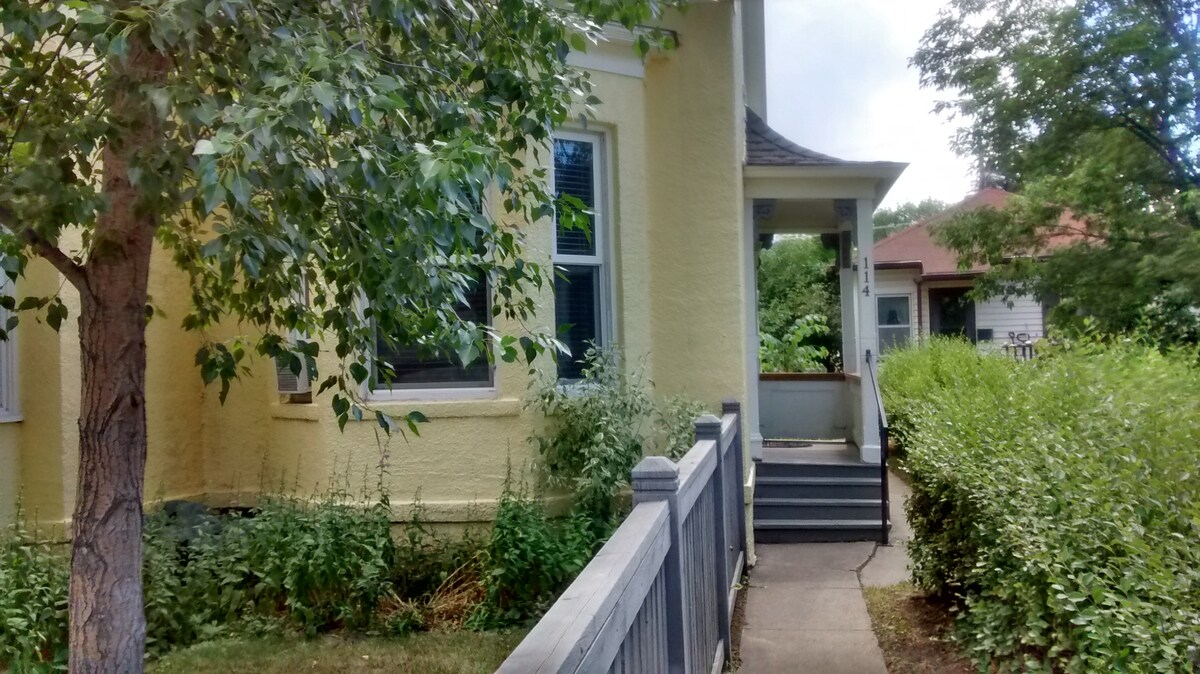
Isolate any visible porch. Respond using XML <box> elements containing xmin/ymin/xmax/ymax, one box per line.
<box><xmin>740</xmin><ymin>109</ymin><xmax>905</xmax><ymax>542</ymax></box>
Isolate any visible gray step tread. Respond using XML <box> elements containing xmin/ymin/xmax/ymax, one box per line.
<box><xmin>754</xmin><ymin>497</ymin><xmax>882</xmax><ymax>507</ymax></box>
<box><xmin>756</xmin><ymin>476</ymin><xmax>882</xmax><ymax>486</ymax></box>
<box><xmin>758</xmin><ymin>460</ymin><xmax>875</xmax><ymax>467</ymax></box>
<box><xmin>754</xmin><ymin>519</ymin><xmax>890</xmax><ymax>529</ymax></box>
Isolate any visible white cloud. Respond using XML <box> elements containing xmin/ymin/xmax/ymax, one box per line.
<box><xmin>763</xmin><ymin>0</ymin><xmax>976</xmax><ymax>208</ymax></box>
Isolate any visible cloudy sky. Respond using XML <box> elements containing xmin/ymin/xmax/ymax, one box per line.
<box><xmin>763</xmin><ymin>0</ymin><xmax>976</xmax><ymax>209</ymax></box>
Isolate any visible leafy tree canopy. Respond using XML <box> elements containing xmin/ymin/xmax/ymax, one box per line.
<box><xmin>0</xmin><ymin>0</ymin><xmax>674</xmax><ymax>427</ymax></box>
<box><xmin>873</xmin><ymin>198</ymin><xmax>948</xmax><ymax>241</ymax></box>
<box><xmin>914</xmin><ymin>0</ymin><xmax>1200</xmax><ymax>342</ymax></box>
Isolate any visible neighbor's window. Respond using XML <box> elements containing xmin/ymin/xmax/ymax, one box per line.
<box><xmin>877</xmin><ymin>295</ymin><xmax>911</xmax><ymax>353</ymax></box>
<box><xmin>552</xmin><ymin>131</ymin><xmax>611</xmax><ymax>380</ymax></box>
<box><xmin>0</xmin><ymin>274</ymin><xmax>17</xmax><ymax>420</ymax></box>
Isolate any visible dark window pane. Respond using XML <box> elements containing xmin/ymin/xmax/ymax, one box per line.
<box><xmin>554</xmin><ymin>139</ymin><xmax>596</xmax><ymax>257</ymax></box>
<box><xmin>877</xmin><ymin>296</ymin><xmax>910</xmax><ymax>326</ymax></box>
<box><xmin>376</xmin><ymin>275</ymin><xmax>492</xmax><ymax>388</ymax></box>
<box><xmin>555</xmin><ymin>264</ymin><xmax>602</xmax><ymax>379</ymax></box>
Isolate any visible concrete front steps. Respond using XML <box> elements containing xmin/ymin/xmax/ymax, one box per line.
<box><xmin>753</xmin><ymin>448</ymin><xmax>889</xmax><ymax>543</ymax></box>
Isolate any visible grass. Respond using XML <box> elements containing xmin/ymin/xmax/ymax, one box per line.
<box><xmin>148</xmin><ymin>630</ymin><xmax>528</xmax><ymax>674</ymax></box>
<box><xmin>862</xmin><ymin>583</ymin><xmax>972</xmax><ymax>674</ymax></box>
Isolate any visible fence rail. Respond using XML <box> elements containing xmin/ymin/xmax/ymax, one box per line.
<box><xmin>498</xmin><ymin>400</ymin><xmax>747</xmax><ymax>674</ymax></box>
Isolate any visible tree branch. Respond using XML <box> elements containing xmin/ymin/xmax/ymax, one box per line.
<box><xmin>0</xmin><ymin>201</ymin><xmax>89</xmax><ymax>290</ymax></box>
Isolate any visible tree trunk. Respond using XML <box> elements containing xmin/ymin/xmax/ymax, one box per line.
<box><xmin>69</xmin><ymin>264</ymin><xmax>152</xmax><ymax>673</ymax></box>
<box><xmin>67</xmin><ymin>33</ymin><xmax>167</xmax><ymax>674</ymax></box>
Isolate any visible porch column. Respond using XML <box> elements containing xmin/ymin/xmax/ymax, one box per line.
<box><xmin>836</xmin><ymin>202</ymin><xmax>858</xmax><ymax>375</ymax></box>
<box><xmin>743</xmin><ymin>199</ymin><xmax>763</xmax><ymax>462</ymax></box>
<box><xmin>855</xmin><ymin>198</ymin><xmax>882</xmax><ymax>463</ymax></box>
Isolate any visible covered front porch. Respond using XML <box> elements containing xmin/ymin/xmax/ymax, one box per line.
<box><xmin>740</xmin><ymin>110</ymin><xmax>905</xmax><ymax>542</ymax></box>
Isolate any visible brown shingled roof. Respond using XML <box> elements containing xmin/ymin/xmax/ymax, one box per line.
<box><xmin>745</xmin><ymin>108</ymin><xmax>856</xmax><ymax>167</ymax></box>
<box><xmin>873</xmin><ymin>188</ymin><xmax>1087</xmax><ymax>279</ymax></box>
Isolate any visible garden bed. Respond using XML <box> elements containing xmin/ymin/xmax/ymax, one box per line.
<box><xmin>863</xmin><ymin>582</ymin><xmax>972</xmax><ymax>674</ymax></box>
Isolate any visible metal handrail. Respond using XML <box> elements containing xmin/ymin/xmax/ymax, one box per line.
<box><xmin>864</xmin><ymin>350</ymin><xmax>890</xmax><ymax>546</ymax></box>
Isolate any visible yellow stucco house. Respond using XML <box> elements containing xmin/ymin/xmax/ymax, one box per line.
<box><xmin>0</xmin><ymin>1</ymin><xmax>904</xmax><ymax>541</ymax></box>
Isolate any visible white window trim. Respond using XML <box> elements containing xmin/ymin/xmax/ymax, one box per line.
<box><xmin>552</xmin><ymin>129</ymin><xmax>616</xmax><ymax>376</ymax></box>
<box><xmin>876</xmin><ymin>293</ymin><xmax>914</xmax><ymax>351</ymax></box>
<box><xmin>0</xmin><ymin>276</ymin><xmax>19</xmax><ymax>423</ymax></box>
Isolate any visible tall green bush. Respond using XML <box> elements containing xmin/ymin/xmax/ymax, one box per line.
<box><xmin>529</xmin><ymin>345</ymin><xmax>706</xmax><ymax>524</ymax></box>
<box><xmin>884</xmin><ymin>339</ymin><xmax>1200</xmax><ymax>672</ymax></box>
<box><xmin>470</xmin><ymin>482</ymin><xmax>598</xmax><ymax>628</ymax></box>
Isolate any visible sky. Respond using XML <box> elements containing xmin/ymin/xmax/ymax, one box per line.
<box><xmin>763</xmin><ymin>0</ymin><xmax>976</xmax><ymax>210</ymax></box>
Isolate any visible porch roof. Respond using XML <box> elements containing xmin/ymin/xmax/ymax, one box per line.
<box><xmin>743</xmin><ymin>108</ymin><xmax>907</xmax><ymax>209</ymax></box>
<box><xmin>745</xmin><ymin>109</ymin><xmax>851</xmax><ymax>167</ymax></box>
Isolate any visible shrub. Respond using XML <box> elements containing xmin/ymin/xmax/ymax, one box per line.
<box><xmin>470</xmin><ymin>482</ymin><xmax>598</xmax><ymax>628</ymax></box>
<box><xmin>885</xmin><ymin>339</ymin><xmax>1200</xmax><ymax>672</ymax></box>
<box><xmin>653</xmin><ymin>394</ymin><xmax>708</xmax><ymax>460</ymax></box>
<box><xmin>879</xmin><ymin>337</ymin><xmax>1015</xmax><ymax>453</ymax></box>
<box><xmin>530</xmin><ymin>345</ymin><xmax>654</xmax><ymax>523</ymax></box>
<box><xmin>0</xmin><ymin>519</ymin><xmax>69</xmax><ymax>672</ymax></box>
<box><xmin>530</xmin><ymin>345</ymin><xmax>708</xmax><ymax>523</ymax></box>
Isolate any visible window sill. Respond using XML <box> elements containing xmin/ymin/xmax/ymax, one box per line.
<box><xmin>368</xmin><ymin>387</ymin><xmax>497</xmax><ymax>403</ymax></box>
<box><xmin>0</xmin><ymin>412</ymin><xmax>21</xmax><ymax>424</ymax></box>
<box><xmin>270</xmin><ymin>397</ymin><xmax>523</xmax><ymax>423</ymax></box>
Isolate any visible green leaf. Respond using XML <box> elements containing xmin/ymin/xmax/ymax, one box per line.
<box><xmin>310</xmin><ymin>82</ymin><xmax>337</xmax><ymax>110</ymax></box>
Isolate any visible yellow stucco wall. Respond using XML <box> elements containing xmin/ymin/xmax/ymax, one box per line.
<box><xmin>4</xmin><ymin>2</ymin><xmax>751</xmax><ymax>527</ymax></box>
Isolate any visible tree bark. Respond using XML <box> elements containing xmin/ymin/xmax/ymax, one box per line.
<box><xmin>67</xmin><ymin>33</ymin><xmax>167</xmax><ymax>674</ymax></box>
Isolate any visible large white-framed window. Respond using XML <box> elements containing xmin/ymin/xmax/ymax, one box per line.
<box><xmin>877</xmin><ymin>294</ymin><xmax>913</xmax><ymax>354</ymax></box>
<box><xmin>552</xmin><ymin>130</ymin><xmax>613</xmax><ymax>380</ymax></box>
<box><xmin>0</xmin><ymin>275</ymin><xmax>18</xmax><ymax>421</ymax></box>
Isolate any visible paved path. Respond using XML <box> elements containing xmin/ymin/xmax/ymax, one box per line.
<box><xmin>738</xmin><ymin>472</ymin><xmax>912</xmax><ymax>673</ymax></box>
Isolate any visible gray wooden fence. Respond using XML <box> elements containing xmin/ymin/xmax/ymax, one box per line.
<box><xmin>498</xmin><ymin>400</ymin><xmax>747</xmax><ymax>674</ymax></box>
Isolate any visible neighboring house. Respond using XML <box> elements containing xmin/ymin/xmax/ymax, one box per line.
<box><xmin>0</xmin><ymin>2</ymin><xmax>905</xmax><ymax>543</ymax></box>
<box><xmin>873</xmin><ymin>188</ymin><xmax>1055</xmax><ymax>353</ymax></box>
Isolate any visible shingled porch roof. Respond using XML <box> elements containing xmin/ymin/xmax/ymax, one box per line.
<box><xmin>744</xmin><ymin>108</ymin><xmax>855</xmax><ymax>167</ymax></box>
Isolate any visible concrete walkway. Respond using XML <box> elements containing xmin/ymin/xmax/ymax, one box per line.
<box><xmin>738</xmin><ymin>472</ymin><xmax>912</xmax><ymax>673</ymax></box>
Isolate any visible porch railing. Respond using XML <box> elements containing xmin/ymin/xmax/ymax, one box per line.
<box><xmin>497</xmin><ymin>400</ymin><xmax>747</xmax><ymax>674</ymax></box>
<box><xmin>864</xmin><ymin>350</ymin><xmax>891</xmax><ymax>546</ymax></box>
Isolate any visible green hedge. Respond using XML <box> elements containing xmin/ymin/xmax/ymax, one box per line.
<box><xmin>882</xmin><ymin>338</ymin><xmax>1200</xmax><ymax>673</ymax></box>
